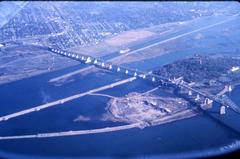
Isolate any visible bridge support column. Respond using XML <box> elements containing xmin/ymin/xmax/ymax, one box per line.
<box><xmin>206</xmin><ymin>98</ymin><xmax>213</xmax><ymax>108</ymax></box>
<box><xmin>220</xmin><ymin>105</ymin><xmax>226</xmax><ymax>115</ymax></box>
<box><xmin>152</xmin><ymin>77</ymin><xmax>155</xmax><ymax>82</ymax></box>
<box><xmin>195</xmin><ymin>94</ymin><xmax>200</xmax><ymax>101</ymax></box>
<box><xmin>188</xmin><ymin>90</ymin><xmax>192</xmax><ymax>96</ymax></box>
<box><xmin>228</xmin><ymin>85</ymin><xmax>233</xmax><ymax>92</ymax></box>
<box><xmin>101</xmin><ymin>62</ymin><xmax>105</xmax><ymax>67</ymax></box>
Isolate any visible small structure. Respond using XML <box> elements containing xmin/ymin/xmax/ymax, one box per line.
<box><xmin>220</xmin><ymin>105</ymin><xmax>226</xmax><ymax>115</ymax></box>
<box><xmin>188</xmin><ymin>90</ymin><xmax>192</xmax><ymax>96</ymax></box>
<box><xmin>152</xmin><ymin>77</ymin><xmax>155</xmax><ymax>82</ymax></box>
<box><xmin>195</xmin><ymin>94</ymin><xmax>200</xmax><ymax>101</ymax></box>
<box><xmin>228</xmin><ymin>85</ymin><xmax>233</xmax><ymax>92</ymax></box>
<box><xmin>85</xmin><ymin>57</ymin><xmax>91</xmax><ymax>63</ymax></box>
<box><xmin>119</xmin><ymin>48</ymin><xmax>130</xmax><ymax>54</ymax></box>
<box><xmin>207</xmin><ymin>98</ymin><xmax>213</xmax><ymax>105</ymax></box>
<box><xmin>202</xmin><ymin>98</ymin><xmax>213</xmax><ymax>109</ymax></box>
<box><xmin>231</xmin><ymin>66</ymin><xmax>239</xmax><ymax>72</ymax></box>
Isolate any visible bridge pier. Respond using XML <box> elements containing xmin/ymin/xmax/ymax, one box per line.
<box><xmin>188</xmin><ymin>90</ymin><xmax>192</xmax><ymax>96</ymax></box>
<box><xmin>220</xmin><ymin>105</ymin><xmax>226</xmax><ymax>115</ymax></box>
<box><xmin>101</xmin><ymin>62</ymin><xmax>105</xmax><ymax>67</ymax></box>
<box><xmin>152</xmin><ymin>77</ymin><xmax>155</xmax><ymax>82</ymax></box>
<box><xmin>201</xmin><ymin>98</ymin><xmax>213</xmax><ymax>109</ymax></box>
<box><xmin>49</xmin><ymin>48</ymin><xmax>240</xmax><ymax>115</ymax></box>
<box><xmin>86</xmin><ymin>57</ymin><xmax>91</xmax><ymax>63</ymax></box>
<box><xmin>207</xmin><ymin>98</ymin><xmax>213</xmax><ymax>105</ymax></box>
<box><xmin>228</xmin><ymin>85</ymin><xmax>233</xmax><ymax>92</ymax></box>
<box><xmin>195</xmin><ymin>94</ymin><xmax>200</xmax><ymax>101</ymax></box>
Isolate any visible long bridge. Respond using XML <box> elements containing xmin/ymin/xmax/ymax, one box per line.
<box><xmin>0</xmin><ymin>47</ymin><xmax>239</xmax><ymax>140</ymax></box>
<box><xmin>0</xmin><ymin>47</ymin><xmax>239</xmax><ymax>123</ymax></box>
<box><xmin>48</xmin><ymin>48</ymin><xmax>168</xmax><ymax>84</ymax></box>
<box><xmin>49</xmin><ymin>47</ymin><xmax>240</xmax><ymax>115</ymax></box>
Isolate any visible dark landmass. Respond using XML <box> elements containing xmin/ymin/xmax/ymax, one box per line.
<box><xmin>106</xmin><ymin>55</ymin><xmax>240</xmax><ymax>126</ymax></box>
<box><xmin>154</xmin><ymin>55</ymin><xmax>240</xmax><ymax>94</ymax></box>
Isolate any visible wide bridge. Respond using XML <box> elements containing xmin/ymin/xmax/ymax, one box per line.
<box><xmin>49</xmin><ymin>47</ymin><xmax>240</xmax><ymax>115</ymax></box>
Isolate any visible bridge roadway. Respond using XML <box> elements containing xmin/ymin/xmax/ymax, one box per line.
<box><xmin>0</xmin><ymin>49</ymin><xmax>239</xmax><ymax>140</ymax></box>
<box><xmin>0</xmin><ymin>77</ymin><xmax>136</xmax><ymax>122</ymax></box>
<box><xmin>0</xmin><ymin>46</ymin><xmax>162</xmax><ymax>122</ymax></box>
<box><xmin>0</xmin><ymin>103</ymin><xmax>200</xmax><ymax>140</ymax></box>
<box><xmin>1</xmin><ymin>47</ymin><xmax>238</xmax><ymax>122</ymax></box>
<box><xmin>177</xmin><ymin>81</ymin><xmax>240</xmax><ymax>114</ymax></box>
<box><xmin>0</xmin><ymin>47</ymin><xmax>239</xmax><ymax>140</ymax></box>
<box><xmin>49</xmin><ymin>47</ymin><xmax>240</xmax><ymax>114</ymax></box>
<box><xmin>0</xmin><ymin>104</ymin><xmax>200</xmax><ymax>140</ymax></box>
<box><xmin>0</xmin><ymin>123</ymin><xmax>142</xmax><ymax>140</ymax></box>
<box><xmin>220</xmin><ymin>95</ymin><xmax>240</xmax><ymax>113</ymax></box>
<box><xmin>48</xmin><ymin>47</ymin><xmax>170</xmax><ymax>84</ymax></box>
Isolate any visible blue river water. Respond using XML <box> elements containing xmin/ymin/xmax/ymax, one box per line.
<box><xmin>0</xmin><ymin>15</ymin><xmax>240</xmax><ymax>158</ymax></box>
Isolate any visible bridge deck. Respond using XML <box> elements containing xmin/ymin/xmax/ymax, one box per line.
<box><xmin>49</xmin><ymin>47</ymin><xmax>240</xmax><ymax>114</ymax></box>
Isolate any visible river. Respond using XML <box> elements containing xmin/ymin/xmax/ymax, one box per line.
<box><xmin>0</xmin><ymin>14</ymin><xmax>240</xmax><ymax>158</ymax></box>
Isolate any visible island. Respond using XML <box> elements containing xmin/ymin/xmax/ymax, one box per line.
<box><xmin>103</xmin><ymin>55</ymin><xmax>240</xmax><ymax>127</ymax></box>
